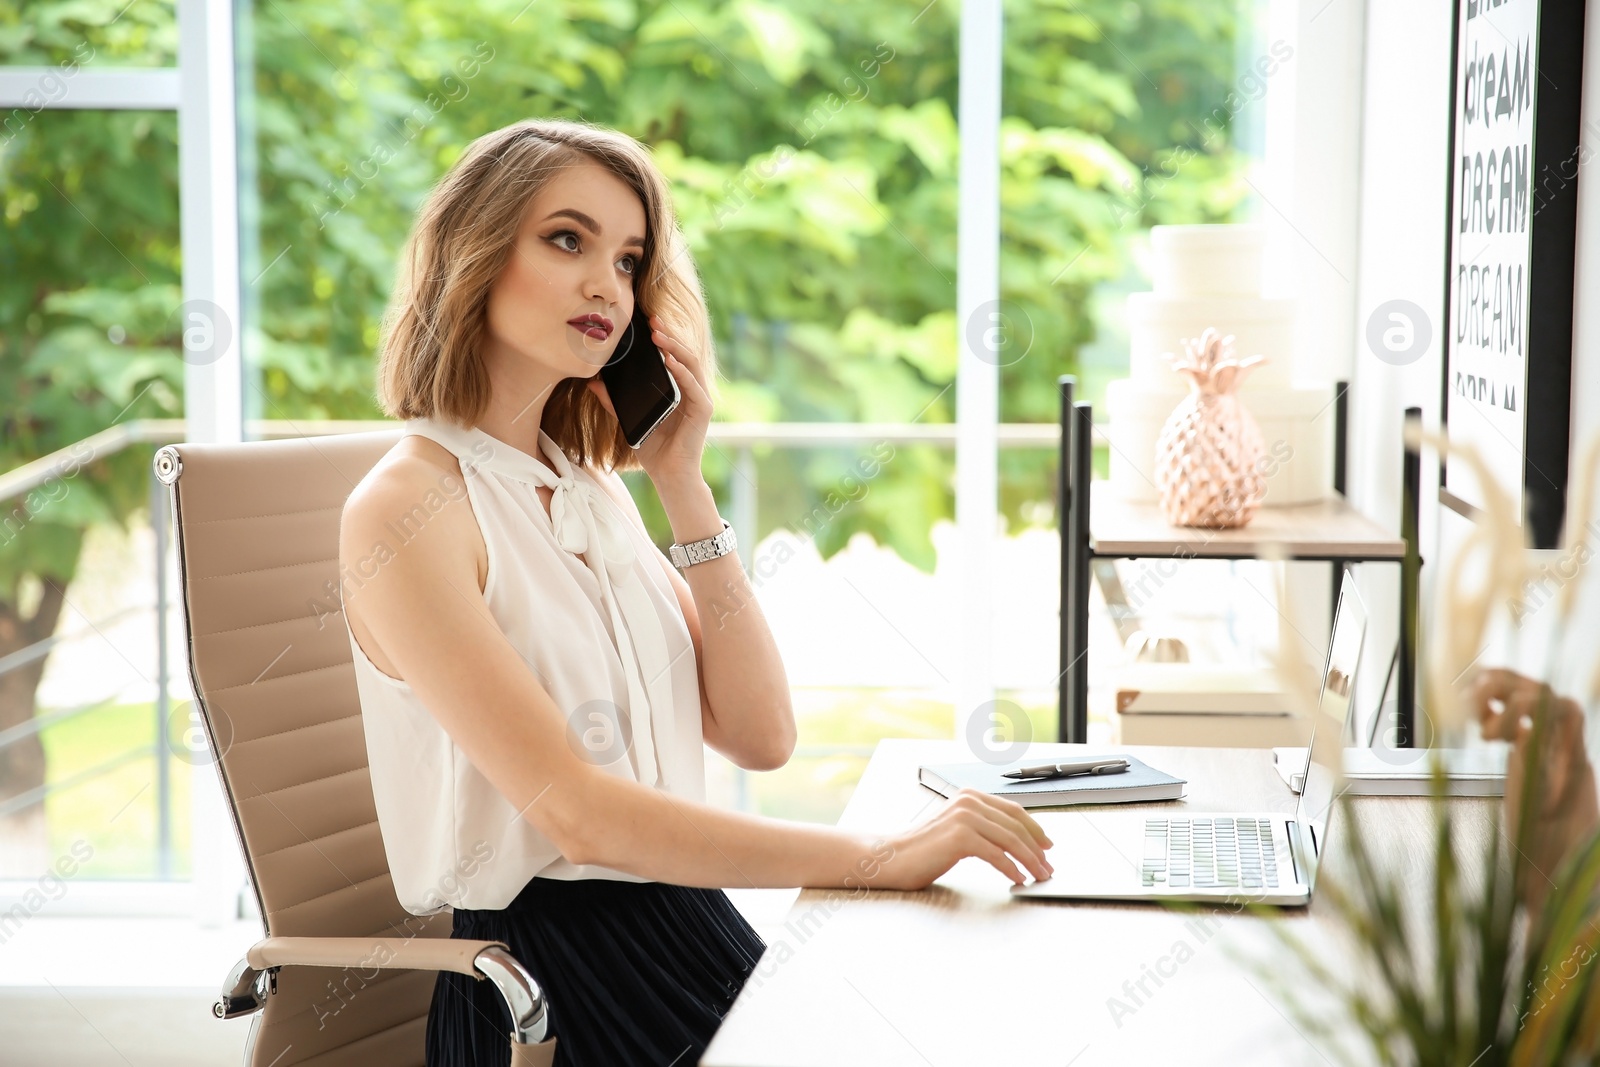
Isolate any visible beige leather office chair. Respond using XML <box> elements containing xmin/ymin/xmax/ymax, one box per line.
<box><xmin>154</xmin><ymin>431</ymin><xmax>557</xmax><ymax>1066</ymax></box>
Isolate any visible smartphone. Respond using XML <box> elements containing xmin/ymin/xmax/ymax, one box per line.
<box><xmin>600</xmin><ymin>307</ymin><xmax>681</xmax><ymax>448</ymax></box>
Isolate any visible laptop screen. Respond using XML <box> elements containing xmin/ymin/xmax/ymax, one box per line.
<box><xmin>1294</xmin><ymin>573</ymin><xmax>1367</xmax><ymax>888</ymax></box>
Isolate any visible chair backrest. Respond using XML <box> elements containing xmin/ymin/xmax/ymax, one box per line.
<box><xmin>157</xmin><ymin>429</ymin><xmax>452</xmax><ymax>1066</ymax></box>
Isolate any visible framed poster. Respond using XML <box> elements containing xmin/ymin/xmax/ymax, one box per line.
<box><xmin>1440</xmin><ymin>0</ymin><xmax>1583</xmax><ymax>549</ymax></box>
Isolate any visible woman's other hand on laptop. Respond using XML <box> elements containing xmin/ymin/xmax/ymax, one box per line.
<box><xmin>865</xmin><ymin>788</ymin><xmax>1056</xmax><ymax>890</ymax></box>
<box><xmin>1474</xmin><ymin>667</ymin><xmax>1599</xmax><ymax>917</ymax></box>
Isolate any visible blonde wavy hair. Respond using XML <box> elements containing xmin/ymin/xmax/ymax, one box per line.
<box><xmin>376</xmin><ymin>117</ymin><xmax>717</xmax><ymax>472</ymax></box>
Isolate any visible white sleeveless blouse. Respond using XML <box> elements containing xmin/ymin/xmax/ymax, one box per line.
<box><xmin>342</xmin><ymin>415</ymin><xmax>706</xmax><ymax>915</ymax></box>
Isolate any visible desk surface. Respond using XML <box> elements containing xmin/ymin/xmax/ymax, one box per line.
<box><xmin>703</xmin><ymin>739</ymin><xmax>1492</xmax><ymax>1067</ymax></box>
<box><xmin>1090</xmin><ymin>482</ymin><xmax>1408</xmax><ymax>560</ymax></box>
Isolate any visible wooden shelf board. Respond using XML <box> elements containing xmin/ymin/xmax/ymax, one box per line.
<box><xmin>1088</xmin><ymin>481</ymin><xmax>1407</xmax><ymax>560</ymax></box>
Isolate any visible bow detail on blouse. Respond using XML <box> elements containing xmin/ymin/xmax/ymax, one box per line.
<box><xmin>546</xmin><ymin>479</ymin><xmax>638</xmax><ymax>576</ymax></box>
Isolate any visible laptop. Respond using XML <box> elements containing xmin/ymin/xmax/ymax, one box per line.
<box><xmin>1011</xmin><ymin>571</ymin><xmax>1367</xmax><ymax>907</ymax></box>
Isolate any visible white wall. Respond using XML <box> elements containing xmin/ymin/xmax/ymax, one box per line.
<box><xmin>1349</xmin><ymin>0</ymin><xmax>1451</xmax><ymax>739</ymax></box>
<box><xmin>1265</xmin><ymin>0</ymin><xmax>1365</xmax><ymax>391</ymax></box>
<box><xmin>1256</xmin><ymin>0</ymin><xmax>1370</xmax><ymax>678</ymax></box>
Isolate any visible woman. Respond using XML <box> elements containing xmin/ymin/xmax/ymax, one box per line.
<box><xmin>339</xmin><ymin>117</ymin><xmax>1055</xmax><ymax>1066</ymax></box>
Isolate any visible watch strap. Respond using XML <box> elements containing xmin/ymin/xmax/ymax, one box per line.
<box><xmin>669</xmin><ymin>519</ymin><xmax>735</xmax><ymax>569</ymax></box>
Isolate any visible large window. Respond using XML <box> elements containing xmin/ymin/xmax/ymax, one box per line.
<box><xmin>236</xmin><ymin>0</ymin><xmax>1269</xmax><ymax>820</ymax></box>
<box><xmin>1</xmin><ymin>4</ymin><xmax>187</xmax><ymax>891</ymax></box>
<box><xmin>0</xmin><ymin>1</ymin><xmax>1278</xmax><ymax>906</ymax></box>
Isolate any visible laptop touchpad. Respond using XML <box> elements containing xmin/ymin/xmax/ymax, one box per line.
<box><xmin>1027</xmin><ymin>811</ymin><xmax>1153</xmax><ymax>892</ymax></box>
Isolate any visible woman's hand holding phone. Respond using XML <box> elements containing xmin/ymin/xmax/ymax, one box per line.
<box><xmin>586</xmin><ymin>314</ymin><xmax>711</xmax><ymax>492</ymax></box>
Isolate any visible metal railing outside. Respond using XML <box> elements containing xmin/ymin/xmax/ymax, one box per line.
<box><xmin>0</xmin><ymin>417</ymin><xmax>1096</xmax><ymax>877</ymax></box>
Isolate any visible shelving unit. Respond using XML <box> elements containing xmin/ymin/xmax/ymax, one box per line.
<box><xmin>1056</xmin><ymin>376</ymin><xmax>1422</xmax><ymax>746</ymax></box>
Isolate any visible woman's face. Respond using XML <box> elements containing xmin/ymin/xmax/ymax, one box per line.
<box><xmin>484</xmin><ymin>160</ymin><xmax>647</xmax><ymax>379</ymax></box>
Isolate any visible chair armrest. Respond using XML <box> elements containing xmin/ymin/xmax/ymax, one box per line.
<box><xmin>245</xmin><ymin>934</ymin><xmax>507</xmax><ymax>977</ymax></box>
<box><xmin>217</xmin><ymin>936</ymin><xmax>553</xmax><ymax>1055</ymax></box>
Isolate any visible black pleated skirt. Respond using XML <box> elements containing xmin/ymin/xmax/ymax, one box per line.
<box><xmin>424</xmin><ymin>875</ymin><xmax>767</xmax><ymax>1067</ymax></box>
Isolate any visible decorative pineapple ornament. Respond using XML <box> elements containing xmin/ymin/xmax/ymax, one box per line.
<box><xmin>1154</xmin><ymin>327</ymin><xmax>1267</xmax><ymax>528</ymax></box>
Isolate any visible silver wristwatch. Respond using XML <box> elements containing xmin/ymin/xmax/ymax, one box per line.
<box><xmin>669</xmin><ymin>519</ymin><xmax>736</xmax><ymax>569</ymax></box>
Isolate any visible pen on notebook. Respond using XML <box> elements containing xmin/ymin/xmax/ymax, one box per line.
<box><xmin>1001</xmin><ymin>758</ymin><xmax>1130</xmax><ymax>781</ymax></box>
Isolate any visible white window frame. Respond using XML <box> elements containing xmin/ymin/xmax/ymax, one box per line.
<box><xmin>0</xmin><ymin>0</ymin><xmax>245</xmax><ymax>924</ymax></box>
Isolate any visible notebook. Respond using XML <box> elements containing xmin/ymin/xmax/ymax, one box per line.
<box><xmin>917</xmin><ymin>755</ymin><xmax>1187</xmax><ymax>809</ymax></box>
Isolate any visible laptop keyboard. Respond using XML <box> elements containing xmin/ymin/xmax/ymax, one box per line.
<box><xmin>1142</xmin><ymin>817</ymin><xmax>1279</xmax><ymax>890</ymax></box>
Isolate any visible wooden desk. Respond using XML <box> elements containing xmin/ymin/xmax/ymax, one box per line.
<box><xmin>703</xmin><ymin>739</ymin><xmax>1493</xmax><ymax>1067</ymax></box>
